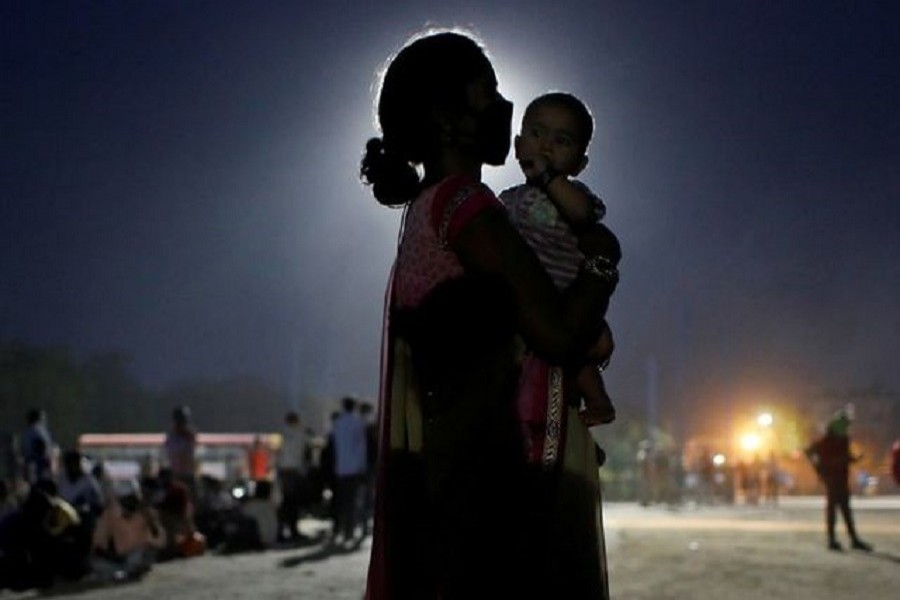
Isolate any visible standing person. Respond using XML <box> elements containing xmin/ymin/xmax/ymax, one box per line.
<box><xmin>247</xmin><ymin>435</ymin><xmax>271</xmax><ymax>483</ymax></box>
<box><xmin>318</xmin><ymin>411</ymin><xmax>340</xmax><ymax>522</ymax></box>
<box><xmin>763</xmin><ymin>451</ymin><xmax>780</xmax><ymax>506</ymax></box>
<box><xmin>697</xmin><ymin>448</ymin><xmax>715</xmax><ymax>505</ymax></box>
<box><xmin>805</xmin><ymin>408</ymin><xmax>873</xmax><ymax>552</ymax></box>
<box><xmin>362</xmin><ymin>30</ymin><xmax>619</xmax><ymax>599</ymax></box>
<box><xmin>276</xmin><ymin>411</ymin><xmax>309</xmax><ymax>542</ymax></box>
<box><xmin>358</xmin><ymin>402</ymin><xmax>377</xmax><ymax>536</ymax></box>
<box><xmin>20</xmin><ymin>409</ymin><xmax>53</xmax><ymax>484</ymax></box>
<box><xmin>636</xmin><ymin>439</ymin><xmax>654</xmax><ymax>506</ymax></box>
<box><xmin>153</xmin><ymin>467</ymin><xmax>205</xmax><ymax>560</ymax></box>
<box><xmin>891</xmin><ymin>438</ymin><xmax>900</xmax><ymax>487</ymax></box>
<box><xmin>500</xmin><ymin>92</ymin><xmax>617</xmax><ymax>466</ymax></box>
<box><xmin>747</xmin><ymin>454</ymin><xmax>763</xmax><ymax>506</ymax></box>
<box><xmin>163</xmin><ymin>406</ymin><xmax>197</xmax><ymax>500</ymax></box>
<box><xmin>330</xmin><ymin>397</ymin><xmax>368</xmax><ymax>547</ymax></box>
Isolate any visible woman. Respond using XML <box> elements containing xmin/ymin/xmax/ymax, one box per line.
<box><xmin>362</xmin><ymin>31</ymin><xmax>619</xmax><ymax>599</ymax></box>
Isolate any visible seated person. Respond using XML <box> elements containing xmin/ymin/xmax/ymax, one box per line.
<box><xmin>57</xmin><ymin>450</ymin><xmax>104</xmax><ymax>518</ymax></box>
<box><xmin>241</xmin><ymin>480</ymin><xmax>278</xmax><ymax>549</ymax></box>
<box><xmin>57</xmin><ymin>450</ymin><xmax>104</xmax><ymax>565</ymax></box>
<box><xmin>153</xmin><ymin>468</ymin><xmax>205</xmax><ymax>560</ymax></box>
<box><xmin>0</xmin><ymin>481</ymin><xmax>84</xmax><ymax>590</ymax></box>
<box><xmin>91</xmin><ymin>479</ymin><xmax>165</xmax><ymax>581</ymax></box>
<box><xmin>220</xmin><ymin>480</ymin><xmax>278</xmax><ymax>553</ymax></box>
<box><xmin>0</xmin><ymin>479</ymin><xmax>18</xmax><ymax>521</ymax></box>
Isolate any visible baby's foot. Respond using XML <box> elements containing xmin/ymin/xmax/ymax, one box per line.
<box><xmin>580</xmin><ymin>399</ymin><xmax>616</xmax><ymax>426</ymax></box>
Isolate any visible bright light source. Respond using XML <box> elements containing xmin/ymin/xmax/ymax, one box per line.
<box><xmin>739</xmin><ymin>433</ymin><xmax>761</xmax><ymax>452</ymax></box>
<box><xmin>712</xmin><ymin>453</ymin><xmax>726</xmax><ymax>466</ymax></box>
<box><xmin>757</xmin><ymin>412</ymin><xmax>774</xmax><ymax>428</ymax></box>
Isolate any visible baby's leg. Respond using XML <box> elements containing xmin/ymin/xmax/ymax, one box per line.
<box><xmin>577</xmin><ymin>365</ymin><xmax>616</xmax><ymax>426</ymax></box>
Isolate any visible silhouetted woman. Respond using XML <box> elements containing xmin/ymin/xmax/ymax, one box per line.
<box><xmin>362</xmin><ymin>30</ymin><xmax>619</xmax><ymax>600</ymax></box>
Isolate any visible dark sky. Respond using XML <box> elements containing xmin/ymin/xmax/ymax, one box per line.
<box><xmin>3</xmin><ymin>1</ymin><xmax>898</xmax><ymax>431</ymax></box>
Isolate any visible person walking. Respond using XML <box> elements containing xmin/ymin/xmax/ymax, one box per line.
<box><xmin>330</xmin><ymin>397</ymin><xmax>368</xmax><ymax>547</ymax></box>
<box><xmin>805</xmin><ymin>407</ymin><xmax>873</xmax><ymax>552</ymax></box>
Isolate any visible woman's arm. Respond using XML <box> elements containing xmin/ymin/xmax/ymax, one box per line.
<box><xmin>451</xmin><ymin>208</ymin><xmax>619</xmax><ymax>363</ymax></box>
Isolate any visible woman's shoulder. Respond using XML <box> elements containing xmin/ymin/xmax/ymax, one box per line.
<box><xmin>429</xmin><ymin>175</ymin><xmax>503</xmax><ymax>247</ymax></box>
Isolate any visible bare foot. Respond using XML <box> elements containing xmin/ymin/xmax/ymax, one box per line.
<box><xmin>580</xmin><ymin>401</ymin><xmax>616</xmax><ymax>426</ymax></box>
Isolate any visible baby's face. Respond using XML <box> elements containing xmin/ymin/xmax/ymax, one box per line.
<box><xmin>515</xmin><ymin>103</ymin><xmax>588</xmax><ymax>177</ymax></box>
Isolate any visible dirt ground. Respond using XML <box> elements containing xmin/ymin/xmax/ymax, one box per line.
<box><xmin>605</xmin><ymin>497</ymin><xmax>899</xmax><ymax>600</ymax></box>
<box><xmin>5</xmin><ymin>496</ymin><xmax>898</xmax><ymax>599</ymax></box>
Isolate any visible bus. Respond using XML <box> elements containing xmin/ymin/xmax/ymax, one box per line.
<box><xmin>77</xmin><ymin>432</ymin><xmax>281</xmax><ymax>484</ymax></box>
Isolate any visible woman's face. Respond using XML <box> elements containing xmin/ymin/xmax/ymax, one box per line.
<box><xmin>456</xmin><ymin>68</ymin><xmax>513</xmax><ymax>166</ymax></box>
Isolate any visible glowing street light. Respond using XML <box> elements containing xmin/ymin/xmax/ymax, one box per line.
<box><xmin>739</xmin><ymin>432</ymin><xmax>761</xmax><ymax>452</ymax></box>
<box><xmin>712</xmin><ymin>453</ymin><xmax>726</xmax><ymax>466</ymax></box>
<box><xmin>757</xmin><ymin>412</ymin><xmax>774</xmax><ymax>428</ymax></box>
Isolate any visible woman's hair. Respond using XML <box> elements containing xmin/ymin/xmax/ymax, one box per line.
<box><xmin>361</xmin><ymin>31</ymin><xmax>494</xmax><ymax>207</ymax></box>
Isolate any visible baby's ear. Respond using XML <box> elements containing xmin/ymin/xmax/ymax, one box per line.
<box><xmin>513</xmin><ymin>135</ymin><xmax>523</xmax><ymax>158</ymax></box>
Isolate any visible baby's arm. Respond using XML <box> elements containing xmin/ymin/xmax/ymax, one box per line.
<box><xmin>521</xmin><ymin>157</ymin><xmax>600</xmax><ymax>232</ymax></box>
<box><xmin>544</xmin><ymin>177</ymin><xmax>598</xmax><ymax>232</ymax></box>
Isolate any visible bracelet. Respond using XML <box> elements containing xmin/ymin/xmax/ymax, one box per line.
<box><xmin>528</xmin><ymin>165</ymin><xmax>561</xmax><ymax>191</ymax></box>
<box><xmin>582</xmin><ymin>254</ymin><xmax>619</xmax><ymax>287</ymax></box>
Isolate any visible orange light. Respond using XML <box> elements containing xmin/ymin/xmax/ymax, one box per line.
<box><xmin>739</xmin><ymin>433</ymin><xmax>761</xmax><ymax>452</ymax></box>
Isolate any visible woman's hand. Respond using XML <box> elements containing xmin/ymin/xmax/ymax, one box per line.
<box><xmin>577</xmin><ymin>223</ymin><xmax>621</xmax><ymax>266</ymax></box>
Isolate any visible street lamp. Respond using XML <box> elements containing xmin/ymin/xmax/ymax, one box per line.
<box><xmin>757</xmin><ymin>412</ymin><xmax>773</xmax><ymax>428</ymax></box>
<box><xmin>739</xmin><ymin>433</ymin><xmax>761</xmax><ymax>453</ymax></box>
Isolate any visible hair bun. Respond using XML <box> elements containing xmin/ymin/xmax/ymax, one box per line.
<box><xmin>365</xmin><ymin>137</ymin><xmax>385</xmax><ymax>156</ymax></box>
<box><xmin>360</xmin><ymin>136</ymin><xmax>420</xmax><ymax>207</ymax></box>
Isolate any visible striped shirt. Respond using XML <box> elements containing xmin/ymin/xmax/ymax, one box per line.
<box><xmin>500</xmin><ymin>182</ymin><xmax>605</xmax><ymax>289</ymax></box>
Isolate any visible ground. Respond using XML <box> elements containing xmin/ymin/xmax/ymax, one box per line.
<box><xmin>6</xmin><ymin>496</ymin><xmax>898</xmax><ymax>599</ymax></box>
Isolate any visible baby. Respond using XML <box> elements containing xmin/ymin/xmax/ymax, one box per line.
<box><xmin>500</xmin><ymin>92</ymin><xmax>618</xmax><ymax>463</ymax></box>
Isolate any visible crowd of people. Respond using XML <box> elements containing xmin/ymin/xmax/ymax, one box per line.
<box><xmin>0</xmin><ymin>400</ymin><xmax>377</xmax><ymax>593</ymax></box>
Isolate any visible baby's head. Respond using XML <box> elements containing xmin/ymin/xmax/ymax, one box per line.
<box><xmin>515</xmin><ymin>92</ymin><xmax>594</xmax><ymax>177</ymax></box>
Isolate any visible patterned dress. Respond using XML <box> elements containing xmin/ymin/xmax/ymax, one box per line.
<box><xmin>500</xmin><ymin>182</ymin><xmax>608</xmax><ymax>469</ymax></box>
<box><xmin>366</xmin><ymin>175</ymin><xmax>609</xmax><ymax>600</ymax></box>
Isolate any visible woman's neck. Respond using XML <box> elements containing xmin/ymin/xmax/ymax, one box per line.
<box><xmin>423</xmin><ymin>149</ymin><xmax>483</xmax><ymax>187</ymax></box>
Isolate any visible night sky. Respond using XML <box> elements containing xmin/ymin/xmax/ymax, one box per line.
<box><xmin>3</xmin><ymin>1</ymin><xmax>898</xmax><ymax>432</ymax></box>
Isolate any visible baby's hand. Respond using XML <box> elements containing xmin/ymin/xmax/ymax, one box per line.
<box><xmin>519</xmin><ymin>154</ymin><xmax>551</xmax><ymax>180</ymax></box>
